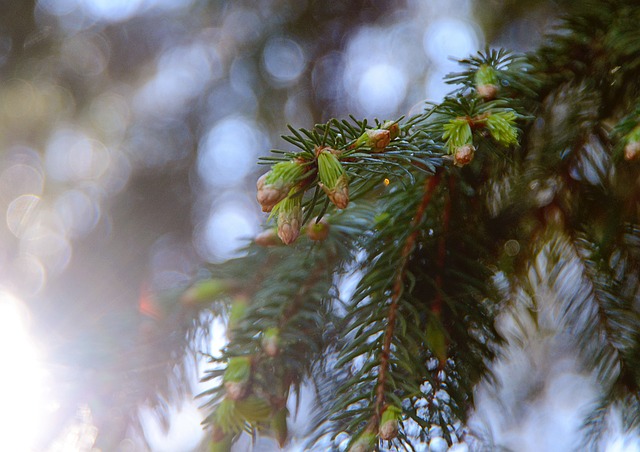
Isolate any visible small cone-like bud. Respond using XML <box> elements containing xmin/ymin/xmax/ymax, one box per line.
<box><xmin>271</xmin><ymin>407</ymin><xmax>289</xmax><ymax>448</ymax></box>
<box><xmin>477</xmin><ymin>83</ymin><xmax>499</xmax><ymax>100</ymax></box>
<box><xmin>224</xmin><ymin>381</ymin><xmax>249</xmax><ymax>401</ymax></box>
<box><xmin>354</xmin><ymin>129</ymin><xmax>391</xmax><ymax>152</ymax></box>
<box><xmin>453</xmin><ymin>144</ymin><xmax>475</xmax><ymax>167</ymax></box>
<box><xmin>223</xmin><ymin>356</ymin><xmax>251</xmax><ymax>400</ymax></box>
<box><xmin>379</xmin><ymin>404</ymin><xmax>402</xmax><ymax>440</ymax></box>
<box><xmin>367</xmin><ymin>129</ymin><xmax>391</xmax><ymax>152</ymax></box>
<box><xmin>254</xmin><ymin>228</ymin><xmax>280</xmax><ymax>247</ymax></box>
<box><xmin>181</xmin><ymin>279</ymin><xmax>229</xmax><ymax>306</ymax></box>
<box><xmin>306</xmin><ymin>218</ymin><xmax>330</xmax><ymax>241</ymax></box>
<box><xmin>256</xmin><ymin>172</ymin><xmax>287</xmax><ymax>213</ymax></box>
<box><xmin>382</xmin><ymin>120</ymin><xmax>400</xmax><ymax>140</ymax></box>
<box><xmin>475</xmin><ymin>64</ymin><xmax>499</xmax><ymax>100</ymax></box>
<box><xmin>624</xmin><ymin>126</ymin><xmax>640</xmax><ymax>161</ymax></box>
<box><xmin>379</xmin><ymin>419</ymin><xmax>398</xmax><ymax>441</ymax></box>
<box><xmin>625</xmin><ymin>141</ymin><xmax>640</xmax><ymax>161</ymax></box>
<box><xmin>256</xmin><ymin>161</ymin><xmax>306</xmax><ymax>212</ymax></box>
<box><xmin>278</xmin><ymin>218</ymin><xmax>300</xmax><ymax>244</ymax></box>
<box><xmin>261</xmin><ymin>327</ymin><xmax>280</xmax><ymax>357</ymax></box>
<box><xmin>276</xmin><ymin>196</ymin><xmax>302</xmax><ymax>245</ymax></box>
<box><xmin>317</xmin><ymin>150</ymin><xmax>349</xmax><ymax>209</ymax></box>
<box><xmin>319</xmin><ymin>174</ymin><xmax>349</xmax><ymax>209</ymax></box>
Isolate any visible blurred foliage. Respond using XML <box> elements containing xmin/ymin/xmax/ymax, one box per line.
<box><xmin>0</xmin><ymin>0</ymin><xmax>445</xmax><ymax>449</ymax></box>
<box><xmin>471</xmin><ymin>0</ymin><xmax>561</xmax><ymax>49</ymax></box>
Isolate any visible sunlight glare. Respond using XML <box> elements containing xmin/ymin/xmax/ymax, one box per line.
<box><xmin>0</xmin><ymin>291</ymin><xmax>50</xmax><ymax>451</ymax></box>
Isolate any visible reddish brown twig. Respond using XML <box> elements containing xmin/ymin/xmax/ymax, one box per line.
<box><xmin>373</xmin><ymin>171</ymin><xmax>442</xmax><ymax>423</ymax></box>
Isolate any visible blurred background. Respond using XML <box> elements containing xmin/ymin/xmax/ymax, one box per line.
<box><xmin>0</xmin><ymin>0</ymin><xmax>610</xmax><ymax>451</ymax></box>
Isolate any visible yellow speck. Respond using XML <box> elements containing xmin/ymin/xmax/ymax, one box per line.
<box><xmin>384</xmin><ymin>178</ymin><xmax>390</xmax><ymax>186</ymax></box>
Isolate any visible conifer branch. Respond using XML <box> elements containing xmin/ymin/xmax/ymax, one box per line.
<box><xmin>187</xmin><ymin>3</ymin><xmax>640</xmax><ymax>449</ymax></box>
<box><xmin>374</xmin><ymin>171</ymin><xmax>442</xmax><ymax>423</ymax></box>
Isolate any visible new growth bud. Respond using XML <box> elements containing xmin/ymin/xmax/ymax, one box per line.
<box><xmin>475</xmin><ymin>64</ymin><xmax>499</xmax><ymax>100</ymax></box>
<box><xmin>382</xmin><ymin>120</ymin><xmax>400</xmax><ymax>140</ymax></box>
<box><xmin>223</xmin><ymin>356</ymin><xmax>252</xmax><ymax>400</ymax></box>
<box><xmin>453</xmin><ymin>144</ymin><xmax>475</xmax><ymax>167</ymax></box>
<box><xmin>317</xmin><ymin>148</ymin><xmax>349</xmax><ymax>209</ymax></box>
<box><xmin>354</xmin><ymin>128</ymin><xmax>391</xmax><ymax>152</ymax></box>
<box><xmin>477</xmin><ymin>84</ymin><xmax>498</xmax><ymax>100</ymax></box>
<box><xmin>225</xmin><ymin>381</ymin><xmax>248</xmax><ymax>401</ymax></box>
<box><xmin>379</xmin><ymin>404</ymin><xmax>402</xmax><ymax>440</ymax></box>
<box><xmin>277</xmin><ymin>195</ymin><xmax>302</xmax><ymax>244</ymax></box>
<box><xmin>306</xmin><ymin>218</ymin><xmax>330</xmax><ymax>241</ymax></box>
<box><xmin>256</xmin><ymin>161</ymin><xmax>305</xmax><ymax>212</ymax></box>
<box><xmin>257</xmin><ymin>173</ymin><xmax>287</xmax><ymax>213</ymax></box>
<box><xmin>322</xmin><ymin>174</ymin><xmax>349</xmax><ymax>209</ymax></box>
<box><xmin>624</xmin><ymin>125</ymin><xmax>640</xmax><ymax>161</ymax></box>
<box><xmin>261</xmin><ymin>327</ymin><xmax>280</xmax><ymax>357</ymax></box>
<box><xmin>625</xmin><ymin>141</ymin><xmax>640</xmax><ymax>161</ymax></box>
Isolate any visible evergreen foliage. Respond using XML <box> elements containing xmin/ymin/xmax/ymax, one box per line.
<box><xmin>181</xmin><ymin>1</ymin><xmax>640</xmax><ymax>449</ymax></box>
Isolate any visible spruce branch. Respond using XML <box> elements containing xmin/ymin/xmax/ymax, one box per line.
<box><xmin>180</xmin><ymin>3</ymin><xmax>640</xmax><ymax>450</ymax></box>
<box><xmin>374</xmin><ymin>171</ymin><xmax>442</xmax><ymax>425</ymax></box>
